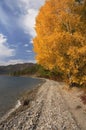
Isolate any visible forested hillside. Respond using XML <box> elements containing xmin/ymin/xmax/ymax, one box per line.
<box><xmin>0</xmin><ymin>63</ymin><xmax>35</xmax><ymax>75</ymax></box>
<box><xmin>33</xmin><ymin>0</ymin><xmax>86</xmax><ymax>87</ymax></box>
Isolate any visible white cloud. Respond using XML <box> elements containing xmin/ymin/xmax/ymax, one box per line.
<box><xmin>19</xmin><ymin>0</ymin><xmax>45</xmax><ymax>10</ymax></box>
<box><xmin>0</xmin><ymin>0</ymin><xmax>45</xmax><ymax>65</ymax></box>
<box><xmin>26</xmin><ymin>50</ymin><xmax>32</xmax><ymax>53</ymax></box>
<box><xmin>0</xmin><ymin>34</ymin><xmax>15</xmax><ymax>58</ymax></box>
<box><xmin>0</xmin><ymin>59</ymin><xmax>36</xmax><ymax>66</ymax></box>
<box><xmin>24</xmin><ymin>44</ymin><xmax>29</xmax><ymax>47</ymax></box>
<box><xmin>29</xmin><ymin>39</ymin><xmax>33</xmax><ymax>44</ymax></box>
<box><xmin>0</xmin><ymin>6</ymin><xmax>10</xmax><ymax>27</ymax></box>
<box><xmin>20</xmin><ymin>8</ymin><xmax>38</xmax><ymax>37</ymax></box>
<box><xmin>18</xmin><ymin>0</ymin><xmax>45</xmax><ymax>37</ymax></box>
<box><xmin>5</xmin><ymin>59</ymin><xmax>26</xmax><ymax>65</ymax></box>
<box><xmin>0</xmin><ymin>0</ymin><xmax>45</xmax><ymax>36</ymax></box>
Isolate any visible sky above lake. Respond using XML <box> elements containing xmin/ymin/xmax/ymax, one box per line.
<box><xmin>0</xmin><ymin>0</ymin><xmax>45</xmax><ymax>65</ymax></box>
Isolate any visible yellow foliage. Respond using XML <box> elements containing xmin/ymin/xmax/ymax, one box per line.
<box><xmin>33</xmin><ymin>0</ymin><xmax>86</xmax><ymax>87</ymax></box>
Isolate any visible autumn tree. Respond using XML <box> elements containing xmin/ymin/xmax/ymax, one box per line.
<box><xmin>33</xmin><ymin>0</ymin><xmax>86</xmax><ymax>87</ymax></box>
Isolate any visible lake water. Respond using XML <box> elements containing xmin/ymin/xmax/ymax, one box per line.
<box><xmin>0</xmin><ymin>76</ymin><xmax>43</xmax><ymax>118</ymax></box>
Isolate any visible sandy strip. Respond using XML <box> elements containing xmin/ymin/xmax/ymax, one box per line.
<box><xmin>0</xmin><ymin>79</ymin><xmax>86</xmax><ymax>130</ymax></box>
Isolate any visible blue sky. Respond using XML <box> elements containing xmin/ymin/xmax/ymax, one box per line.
<box><xmin>0</xmin><ymin>0</ymin><xmax>45</xmax><ymax>65</ymax></box>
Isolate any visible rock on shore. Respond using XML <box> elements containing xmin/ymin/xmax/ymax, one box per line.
<box><xmin>0</xmin><ymin>79</ymin><xmax>86</xmax><ymax>130</ymax></box>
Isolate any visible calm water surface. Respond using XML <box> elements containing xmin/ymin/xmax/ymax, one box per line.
<box><xmin>0</xmin><ymin>76</ymin><xmax>43</xmax><ymax>118</ymax></box>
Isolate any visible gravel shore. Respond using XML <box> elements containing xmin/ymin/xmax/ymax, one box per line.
<box><xmin>0</xmin><ymin>79</ymin><xmax>86</xmax><ymax>130</ymax></box>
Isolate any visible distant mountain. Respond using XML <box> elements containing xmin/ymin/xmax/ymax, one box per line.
<box><xmin>0</xmin><ymin>63</ymin><xmax>36</xmax><ymax>75</ymax></box>
<box><xmin>0</xmin><ymin>63</ymin><xmax>63</xmax><ymax>80</ymax></box>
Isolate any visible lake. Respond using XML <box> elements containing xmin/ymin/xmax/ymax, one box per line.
<box><xmin>0</xmin><ymin>76</ymin><xmax>43</xmax><ymax>118</ymax></box>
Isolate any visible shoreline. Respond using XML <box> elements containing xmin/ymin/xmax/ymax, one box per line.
<box><xmin>0</xmin><ymin>100</ymin><xmax>21</xmax><ymax>124</ymax></box>
<box><xmin>0</xmin><ymin>78</ymin><xmax>45</xmax><ymax>126</ymax></box>
<box><xmin>0</xmin><ymin>79</ymin><xmax>86</xmax><ymax>130</ymax></box>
